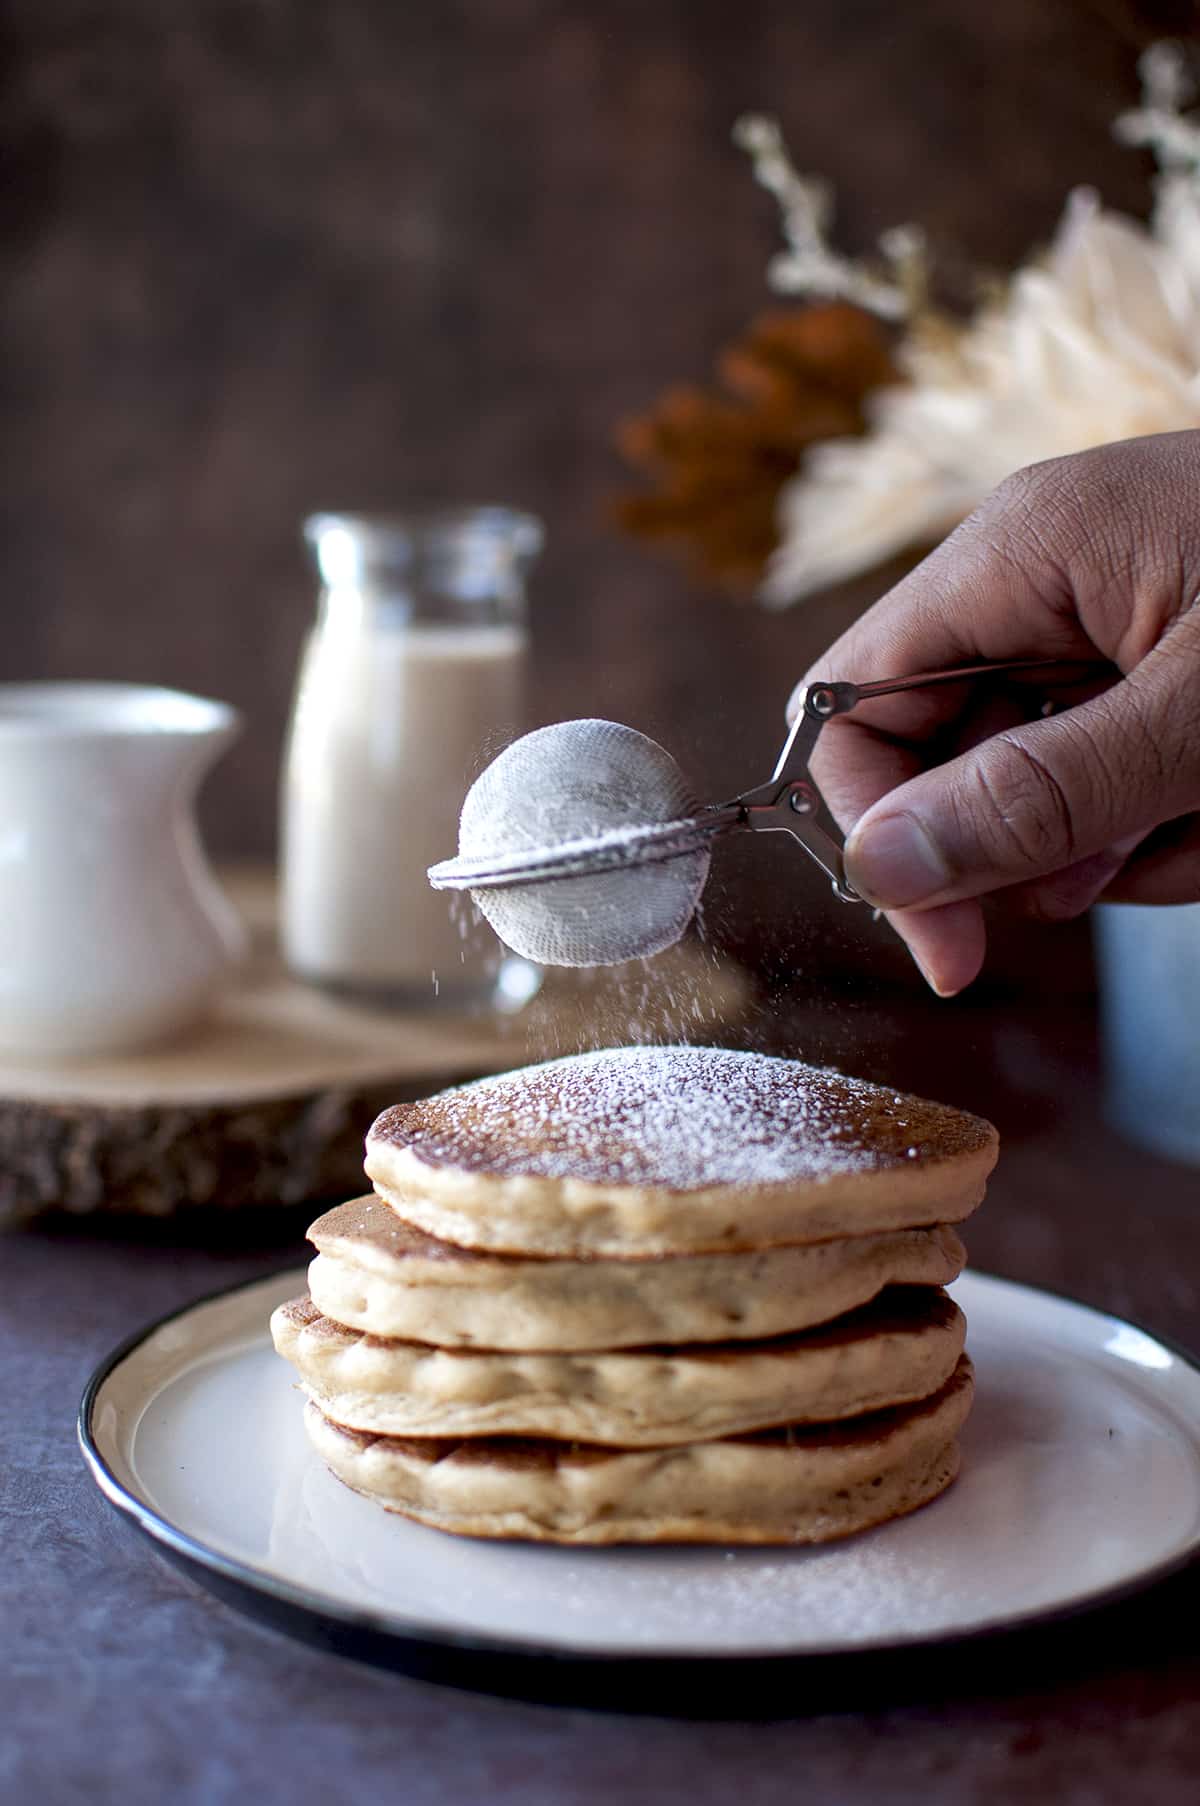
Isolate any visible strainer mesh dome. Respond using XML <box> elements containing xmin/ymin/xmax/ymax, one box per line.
<box><xmin>457</xmin><ymin>719</ymin><xmax>711</xmax><ymax>966</ymax></box>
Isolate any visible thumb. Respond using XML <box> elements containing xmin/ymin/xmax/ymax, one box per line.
<box><xmin>843</xmin><ymin>619</ymin><xmax>1200</xmax><ymax>912</ymax></box>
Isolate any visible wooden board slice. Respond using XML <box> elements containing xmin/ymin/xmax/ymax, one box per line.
<box><xmin>0</xmin><ymin>871</ymin><xmax>752</xmax><ymax>1223</ymax></box>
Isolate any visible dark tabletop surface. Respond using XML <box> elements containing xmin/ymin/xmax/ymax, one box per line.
<box><xmin>4</xmin><ymin>987</ymin><xmax>1200</xmax><ymax>1806</ymax></box>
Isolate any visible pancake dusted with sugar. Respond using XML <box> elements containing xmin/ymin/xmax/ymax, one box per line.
<box><xmin>306</xmin><ymin>1195</ymin><xmax>966</xmax><ymax>1350</ymax></box>
<box><xmin>278</xmin><ymin>1050</ymin><xmax>995</xmax><ymax>1544</ymax></box>
<box><xmin>364</xmin><ymin>1045</ymin><xmax>997</xmax><ymax>1257</ymax></box>
<box><xmin>272</xmin><ymin>1287</ymin><xmax>966</xmax><ymax>1445</ymax></box>
<box><xmin>304</xmin><ymin>1355</ymin><xmax>975</xmax><ymax>1544</ymax></box>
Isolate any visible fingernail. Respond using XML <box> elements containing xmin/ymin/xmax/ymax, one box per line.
<box><xmin>845</xmin><ymin>812</ymin><xmax>953</xmax><ymax>909</ymax></box>
<box><xmin>918</xmin><ymin>958</ymin><xmax>961</xmax><ymax>999</ymax></box>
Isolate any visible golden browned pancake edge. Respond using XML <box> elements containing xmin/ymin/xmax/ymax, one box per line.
<box><xmin>302</xmin><ymin>1356</ymin><xmax>975</xmax><ymax>1544</ymax></box>
<box><xmin>270</xmin><ymin>1287</ymin><xmax>966</xmax><ymax>1444</ymax></box>
<box><xmin>363</xmin><ymin>1046</ymin><xmax>998</xmax><ymax>1257</ymax></box>
<box><xmin>306</xmin><ymin>1196</ymin><xmax>967</xmax><ymax>1348</ymax></box>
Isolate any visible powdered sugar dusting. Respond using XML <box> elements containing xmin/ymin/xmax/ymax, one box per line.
<box><xmin>372</xmin><ymin>1046</ymin><xmax>992</xmax><ymax>1190</ymax></box>
<box><xmin>453</xmin><ymin>719</ymin><xmax>711</xmax><ymax>967</ymax></box>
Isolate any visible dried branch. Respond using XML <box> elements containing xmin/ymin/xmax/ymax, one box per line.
<box><xmin>734</xmin><ymin>114</ymin><xmax>925</xmax><ymax>320</ymax></box>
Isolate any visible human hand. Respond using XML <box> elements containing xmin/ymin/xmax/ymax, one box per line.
<box><xmin>790</xmin><ymin>432</ymin><xmax>1200</xmax><ymax>995</ymax></box>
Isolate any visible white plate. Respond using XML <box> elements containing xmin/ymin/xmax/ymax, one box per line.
<box><xmin>80</xmin><ymin>1269</ymin><xmax>1200</xmax><ymax>1668</ymax></box>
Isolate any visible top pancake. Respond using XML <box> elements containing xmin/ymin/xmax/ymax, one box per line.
<box><xmin>364</xmin><ymin>1045</ymin><xmax>997</xmax><ymax>1257</ymax></box>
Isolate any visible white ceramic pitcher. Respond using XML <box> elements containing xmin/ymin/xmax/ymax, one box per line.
<box><xmin>0</xmin><ymin>683</ymin><xmax>247</xmax><ymax>1058</ymax></box>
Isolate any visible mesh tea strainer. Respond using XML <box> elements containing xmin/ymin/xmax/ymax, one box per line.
<box><xmin>428</xmin><ymin>659</ymin><xmax>1091</xmax><ymax>966</ymax></box>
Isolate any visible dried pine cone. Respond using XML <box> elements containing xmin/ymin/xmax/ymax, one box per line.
<box><xmin>614</xmin><ymin>302</ymin><xmax>895</xmax><ymax>594</ymax></box>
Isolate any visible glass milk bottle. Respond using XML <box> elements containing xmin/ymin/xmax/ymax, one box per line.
<box><xmin>281</xmin><ymin>509</ymin><xmax>543</xmax><ymax>1011</ymax></box>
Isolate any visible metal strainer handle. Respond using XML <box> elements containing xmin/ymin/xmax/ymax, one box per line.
<box><xmin>801</xmin><ymin>655</ymin><xmax>1093</xmax><ymax>722</ymax></box>
<box><xmin>429</xmin><ymin>657</ymin><xmax>1104</xmax><ymax>899</ymax></box>
<box><xmin>726</xmin><ymin>656</ymin><xmax>1107</xmax><ymax>902</ymax></box>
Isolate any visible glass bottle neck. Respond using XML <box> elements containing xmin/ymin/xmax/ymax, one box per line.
<box><xmin>314</xmin><ymin>583</ymin><xmax>523</xmax><ymax>631</ymax></box>
<box><xmin>304</xmin><ymin>509</ymin><xmax>541</xmax><ymax>629</ymax></box>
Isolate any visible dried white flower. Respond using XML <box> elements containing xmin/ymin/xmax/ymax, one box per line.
<box><xmin>1113</xmin><ymin>42</ymin><xmax>1200</xmax><ymax>173</ymax></box>
<box><xmin>734</xmin><ymin>114</ymin><xmax>920</xmax><ymax>321</ymax></box>
<box><xmin>760</xmin><ymin>43</ymin><xmax>1200</xmax><ymax>606</ymax></box>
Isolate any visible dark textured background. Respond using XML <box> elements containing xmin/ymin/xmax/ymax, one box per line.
<box><xmin>4</xmin><ymin>0</ymin><xmax>1195</xmax><ymax>981</ymax></box>
<box><xmin>7</xmin><ymin>15</ymin><xmax>1200</xmax><ymax>1791</ymax></box>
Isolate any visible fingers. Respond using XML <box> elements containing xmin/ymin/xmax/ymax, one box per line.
<box><xmin>844</xmin><ymin>611</ymin><xmax>1200</xmax><ymax>914</ymax></box>
<box><xmin>880</xmin><ymin>823</ymin><xmax>1193</xmax><ymax>997</ymax></box>
<box><xmin>805</xmin><ymin>711</ymin><xmax>926</xmax><ymax>838</ymax></box>
<box><xmin>786</xmin><ymin>442</ymin><xmax>1200</xmax><ymax>994</ymax></box>
<box><xmin>884</xmin><ymin>899</ymin><xmax>988</xmax><ymax>997</ymax></box>
<box><xmin>810</xmin><ymin>685</ymin><xmax>1047</xmax><ymax>844</ymax></box>
<box><xmin>982</xmin><ymin>835</ymin><xmax>1147</xmax><ymax>924</ymax></box>
<box><xmin>790</xmin><ymin>461</ymin><xmax>1109</xmax><ymax>728</ymax></box>
<box><xmin>790</xmin><ymin>463</ymin><xmax>1117</xmax><ymax>878</ymax></box>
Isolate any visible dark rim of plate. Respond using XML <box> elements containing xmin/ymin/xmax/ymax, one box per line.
<box><xmin>78</xmin><ymin>1265</ymin><xmax>1200</xmax><ymax>1688</ymax></box>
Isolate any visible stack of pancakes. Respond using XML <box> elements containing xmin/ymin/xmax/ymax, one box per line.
<box><xmin>271</xmin><ymin>1046</ymin><xmax>997</xmax><ymax>1545</ymax></box>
